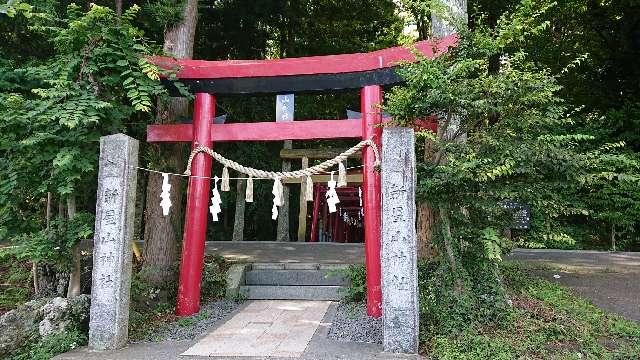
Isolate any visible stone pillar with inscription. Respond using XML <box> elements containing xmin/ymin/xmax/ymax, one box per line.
<box><xmin>89</xmin><ymin>134</ymin><xmax>138</xmax><ymax>350</ymax></box>
<box><xmin>381</xmin><ymin>127</ymin><xmax>418</xmax><ymax>353</ymax></box>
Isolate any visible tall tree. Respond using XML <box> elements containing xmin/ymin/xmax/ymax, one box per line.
<box><xmin>416</xmin><ymin>0</ymin><xmax>468</xmax><ymax>259</ymax></box>
<box><xmin>142</xmin><ymin>0</ymin><xmax>199</xmax><ymax>286</ymax></box>
<box><xmin>115</xmin><ymin>0</ymin><xmax>122</xmax><ymax>17</ymax></box>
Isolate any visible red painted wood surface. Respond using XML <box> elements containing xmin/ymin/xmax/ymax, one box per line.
<box><xmin>176</xmin><ymin>93</ymin><xmax>215</xmax><ymax>316</ymax></box>
<box><xmin>361</xmin><ymin>85</ymin><xmax>383</xmax><ymax>318</ymax></box>
<box><xmin>147</xmin><ymin>119</ymin><xmax>362</xmax><ymax>143</ymax></box>
<box><xmin>153</xmin><ymin>35</ymin><xmax>457</xmax><ymax>79</ymax></box>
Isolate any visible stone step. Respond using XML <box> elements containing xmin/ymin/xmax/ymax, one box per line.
<box><xmin>240</xmin><ymin>285</ymin><xmax>344</xmax><ymax>301</ymax></box>
<box><xmin>245</xmin><ymin>269</ymin><xmax>348</xmax><ymax>286</ymax></box>
<box><xmin>251</xmin><ymin>262</ymin><xmax>349</xmax><ymax>270</ymax></box>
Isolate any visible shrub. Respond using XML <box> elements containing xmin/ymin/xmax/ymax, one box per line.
<box><xmin>201</xmin><ymin>255</ymin><xmax>228</xmax><ymax>301</ymax></box>
<box><xmin>335</xmin><ymin>264</ymin><xmax>367</xmax><ymax>303</ymax></box>
<box><xmin>10</xmin><ymin>328</ymin><xmax>87</xmax><ymax>360</ymax></box>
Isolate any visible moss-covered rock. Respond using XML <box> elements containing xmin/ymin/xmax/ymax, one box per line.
<box><xmin>0</xmin><ymin>295</ymin><xmax>90</xmax><ymax>357</ymax></box>
<box><xmin>0</xmin><ymin>298</ymin><xmax>47</xmax><ymax>357</ymax></box>
<box><xmin>39</xmin><ymin>295</ymin><xmax>90</xmax><ymax>337</ymax></box>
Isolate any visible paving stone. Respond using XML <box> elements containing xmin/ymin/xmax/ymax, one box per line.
<box><xmin>225</xmin><ymin>263</ymin><xmax>249</xmax><ymax>299</ymax></box>
<box><xmin>284</xmin><ymin>263</ymin><xmax>319</xmax><ymax>270</ymax></box>
<box><xmin>181</xmin><ymin>300</ymin><xmax>331</xmax><ymax>358</ymax></box>
<box><xmin>318</xmin><ymin>263</ymin><xmax>351</xmax><ymax>270</ymax></box>
<box><xmin>252</xmin><ymin>263</ymin><xmax>286</xmax><ymax>270</ymax></box>
<box><xmin>205</xmin><ymin>242</ymin><xmax>365</xmax><ymax>264</ymax></box>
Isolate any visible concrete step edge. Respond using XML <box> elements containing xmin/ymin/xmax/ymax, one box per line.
<box><xmin>251</xmin><ymin>263</ymin><xmax>352</xmax><ymax>270</ymax></box>
<box><xmin>245</xmin><ymin>269</ymin><xmax>348</xmax><ymax>286</ymax></box>
<box><xmin>240</xmin><ymin>285</ymin><xmax>344</xmax><ymax>301</ymax></box>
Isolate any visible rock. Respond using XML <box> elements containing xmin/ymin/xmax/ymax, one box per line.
<box><xmin>0</xmin><ymin>298</ymin><xmax>48</xmax><ymax>357</ymax></box>
<box><xmin>39</xmin><ymin>295</ymin><xmax>90</xmax><ymax>337</ymax></box>
<box><xmin>0</xmin><ymin>295</ymin><xmax>90</xmax><ymax>357</ymax></box>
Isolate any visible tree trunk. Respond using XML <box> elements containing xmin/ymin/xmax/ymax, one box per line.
<box><xmin>115</xmin><ymin>0</ymin><xmax>122</xmax><ymax>17</ymax></box>
<box><xmin>438</xmin><ymin>205</ymin><xmax>464</xmax><ymax>294</ymax></box>
<box><xmin>417</xmin><ymin>133</ymin><xmax>437</xmax><ymax>258</ymax></box>
<box><xmin>142</xmin><ymin>172</ymin><xmax>182</xmax><ymax>284</ymax></box>
<box><xmin>431</xmin><ymin>0</ymin><xmax>467</xmax><ymax>38</ymax></box>
<box><xmin>66</xmin><ymin>195</ymin><xmax>82</xmax><ymax>297</ymax></box>
<box><xmin>417</xmin><ymin>0</ymin><xmax>468</xmax><ymax>259</ymax></box>
<box><xmin>162</xmin><ymin>0</ymin><xmax>199</xmax><ymax>59</ymax></box>
<box><xmin>141</xmin><ymin>0</ymin><xmax>199</xmax><ymax>287</ymax></box>
<box><xmin>33</xmin><ymin>197</ymin><xmax>67</xmax><ymax>298</ymax></box>
<box><xmin>611</xmin><ymin>224</ymin><xmax>616</xmax><ymax>252</ymax></box>
<box><xmin>232</xmin><ymin>179</ymin><xmax>246</xmax><ymax>242</ymax></box>
<box><xmin>33</xmin><ymin>192</ymin><xmax>53</xmax><ymax>295</ymax></box>
<box><xmin>276</xmin><ymin>140</ymin><xmax>292</xmax><ymax>241</ymax></box>
<box><xmin>417</xmin><ymin>203</ymin><xmax>437</xmax><ymax>258</ymax></box>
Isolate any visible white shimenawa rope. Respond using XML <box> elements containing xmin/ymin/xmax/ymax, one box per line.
<box><xmin>183</xmin><ymin>139</ymin><xmax>381</xmax><ymax>179</ymax></box>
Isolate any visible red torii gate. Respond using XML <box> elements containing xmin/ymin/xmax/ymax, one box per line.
<box><xmin>148</xmin><ymin>35</ymin><xmax>455</xmax><ymax>317</ymax></box>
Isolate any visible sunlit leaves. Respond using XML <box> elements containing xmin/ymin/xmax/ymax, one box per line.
<box><xmin>4</xmin><ymin>213</ymin><xmax>95</xmax><ymax>271</ymax></box>
<box><xmin>0</xmin><ymin>3</ymin><xmax>171</xmax><ymax>241</ymax></box>
<box><xmin>0</xmin><ymin>0</ymin><xmax>32</xmax><ymax>18</ymax></box>
<box><xmin>385</xmin><ymin>0</ymin><xmax>640</xmax><ymax>254</ymax></box>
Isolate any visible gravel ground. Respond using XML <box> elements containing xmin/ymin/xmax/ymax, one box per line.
<box><xmin>137</xmin><ymin>299</ymin><xmax>243</xmax><ymax>343</ymax></box>
<box><xmin>327</xmin><ymin>302</ymin><xmax>382</xmax><ymax>344</ymax></box>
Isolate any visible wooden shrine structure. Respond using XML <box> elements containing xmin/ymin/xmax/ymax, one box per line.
<box><xmin>147</xmin><ymin>35</ymin><xmax>455</xmax><ymax>317</ymax></box>
<box><xmin>280</xmin><ymin>147</ymin><xmax>363</xmax><ymax>242</ymax></box>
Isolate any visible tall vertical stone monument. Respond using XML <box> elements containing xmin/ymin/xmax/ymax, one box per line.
<box><xmin>381</xmin><ymin>127</ymin><xmax>418</xmax><ymax>353</ymax></box>
<box><xmin>89</xmin><ymin>134</ymin><xmax>139</xmax><ymax>350</ymax></box>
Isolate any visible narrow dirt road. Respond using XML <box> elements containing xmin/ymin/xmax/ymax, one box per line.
<box><xmin>507</xmin><ymin>249</ymin><xmax>640</xmax><ymax>322</ymax></box>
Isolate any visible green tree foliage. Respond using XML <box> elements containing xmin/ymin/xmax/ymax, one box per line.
<box><xmin>385</xmin><ymin>0</ymin><xmax>640</xmax><ymax>334</ymax></box>
<box><xmin>0</xmin><ymin>0</ymin><xmax>32</xmax><ymax>18</ymax></box>
<box><xmin>471</xmin><ymin>0</ymin><xmax>640</xmax><ymax>249</ymax></box>
<box><xmin>195</xmin><ymin>0</ymin><xmax>402</xmax><ymax>60</ymax></box>
<box><xmin>0</xmin><ymin>4</ymin><xmax>169</xmax><ymax>261</ymax></box>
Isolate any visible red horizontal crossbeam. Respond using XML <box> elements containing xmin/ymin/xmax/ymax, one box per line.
<box><xmin>147</xmin><ymin>119</ymin><xmax>362</xmax><ymax>143</ymax></box>
<box><xmin>153</xmin><ymin>35</ymin><xmax>457</xmax><ymax>79</ymax></box>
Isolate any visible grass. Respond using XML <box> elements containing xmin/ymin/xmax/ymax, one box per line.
<box><xmin>9</xmin><ymin>329</ymin><xmax>87</xmax><ymax>360</ymax></box>
<box><xmin>427</xmin><ymin>262</ymin><xmax>640</xmax><ymax>359</ymax></box>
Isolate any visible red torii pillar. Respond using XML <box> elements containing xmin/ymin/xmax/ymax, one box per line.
<box><xmin>361</xmin><ymin>85</ymin><xmax>383</xmax><ymax>317</ymax></box>
<box><xmin>176</xmin><ymin>93</ymin><xmax>215</xmax><ymax>316</ymax></box>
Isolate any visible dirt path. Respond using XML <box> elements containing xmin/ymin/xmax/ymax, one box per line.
<box><xmin>506</xmin><ymin>249</ymin><xmax>640</xmax><ymax>322</ymax></box>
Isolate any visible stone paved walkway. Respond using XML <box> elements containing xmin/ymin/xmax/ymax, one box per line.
<box><xmin>183</xmin><ymin>301</ymin><xmax>331</xmax><ymax>358</ymax></box>
<box><xmin>56</xmin><ymin>301</ymin><xmax>424</xmax><ymax>360</ymax></box>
